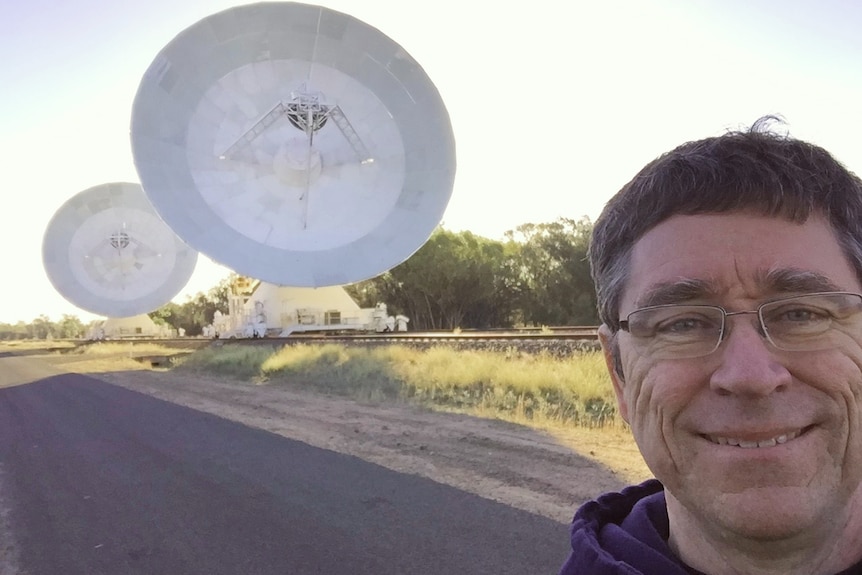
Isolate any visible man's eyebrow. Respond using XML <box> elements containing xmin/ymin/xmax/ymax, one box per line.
<box><xmin>761</xmin><ymin>268</ymin><xmax>843</xmax><ymax>293</ymax></box>
<box><xmin>634</xmin><ymin>269</ymin><xmax>843</xmax><ymax>309</ymax></box>
<box><xmin>635</xmin><ymin>279</ymin><xmax>719</xmax><ymax>308</ymax></box>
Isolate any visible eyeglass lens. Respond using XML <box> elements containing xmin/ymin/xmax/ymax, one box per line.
<box><xmin>623</xmin><ymin>293</ymin><xmax>862</xmax><ymax>359</ymax></box>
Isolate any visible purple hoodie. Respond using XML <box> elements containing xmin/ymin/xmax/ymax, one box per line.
<box><xmin>558</xmin><ymin>480</ymin><xmax>862</xmax><ymax>575</ymax></box>
<box><xmin>558</xmin><ymin>479</ymin><xmax>694</xmax><ymax>575</ymax></box>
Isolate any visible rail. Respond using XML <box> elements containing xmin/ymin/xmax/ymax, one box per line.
<box><xmin>73</xmin><ymin>326</ymin><xmax>599</xmax><ymax>349</ymax></box>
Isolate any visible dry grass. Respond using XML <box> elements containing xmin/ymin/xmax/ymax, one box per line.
<box><xmin>176</xmin><ymin>343</ymin><xmax>623</xmax><ymax>428</ymax></box>
<box><xmin>2</xmin><ymin>340</ymin><xmax>191</xmax><ymax>373</ymax></box>
<box><xmin>9</xmin><ymin>337</ymin><xmax>632</xmax><ymax>431</ymax></box>
<box><xmin>0</xmin><ymin>340</ymin><xmax>76</xmax><ymax>352</ymax></box>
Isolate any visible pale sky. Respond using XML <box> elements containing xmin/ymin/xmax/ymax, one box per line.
<box><xmin>3</xmin><ymin>0</ymin><xmax>862</xmax><ymax>324</ymax></box>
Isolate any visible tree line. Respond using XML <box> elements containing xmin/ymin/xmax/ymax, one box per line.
<box><xmin>2</xmin><ymin>218</ymin><xmax>597</xmax><ymax>339</ymax></box>
<box><xmin>345</xmin><ymin>217</ymin><xmax>597</xmax><ymax>330</ymax></box>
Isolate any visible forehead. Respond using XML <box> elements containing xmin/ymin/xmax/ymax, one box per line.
<box><xmin>622</xmin><ymin>212</ymin><xmax>860</xmax><ymax>309</ymax></box>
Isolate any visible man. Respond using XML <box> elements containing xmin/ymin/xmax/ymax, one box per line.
<box><xmin>559</xmin><ymin>117</ymin><xmax>862</xmax><ymax>574</ymax></box>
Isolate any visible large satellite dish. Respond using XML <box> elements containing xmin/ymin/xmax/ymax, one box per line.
<box><xmin>130</xmin><ymin>1</ymin><xmax>456</xmax><ymax>287</ymax></box>
<box><xmin>42</xmin><ymin>182</ymin><xmax>198</xmax><ymax>317</ymax></box>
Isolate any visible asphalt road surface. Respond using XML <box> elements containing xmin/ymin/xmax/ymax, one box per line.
<box><xmin>0</xmin><ymin>353</ymin><xmax>571</xmax><ymax>574</ymax></box>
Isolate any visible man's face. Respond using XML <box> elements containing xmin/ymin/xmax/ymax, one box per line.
<box><xmin>606</xmin><ymin>212</ymin><xmax>862</xmax><ymax>539</ymax></box>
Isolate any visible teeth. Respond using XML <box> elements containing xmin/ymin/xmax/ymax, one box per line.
<box><xmin>708</xmin><ymin>430</ymin><xmax>801</xmax><ymax>448</ymax></box>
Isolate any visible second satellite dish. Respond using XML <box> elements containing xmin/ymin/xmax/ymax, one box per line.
<box><xmin>131</xmin><ymin>1</ymin><xmax>456</xmax><ymax>287</ymax></box>
<box><xmin>42</xmin><ymin>182</ymin><xmax>198</xmax><ymax>318</ymax></box>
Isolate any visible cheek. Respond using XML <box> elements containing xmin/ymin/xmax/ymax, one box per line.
<box><xmin>622</xmin><ymin>352</ymin><xmax>696</xmax><ymax>417</ymax></box>
<box><xmin>621</xmin><ymin>357</ymin><xmax>698</xmax><ymax>459</ymax></box>
<box><xmin>796</xmin><ymin>351</ymin><xmax>862</xmax><ymax>461</ymax></box>
<box><xmin>793</xmin><ymin>349</ymin><xmax>862</xmax><ymax>413</ymax></box>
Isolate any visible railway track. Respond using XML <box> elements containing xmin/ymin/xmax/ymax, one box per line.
<box><xmin>254</xmin><ymin>326</ymin><xmax>598</xmax><ymax>343</ymax></box>
<box><xmin>80</xmin><ymin>327</ymin><xmax>602</xmax><ymax>359</ymax></box>
<box><xmin>89</xmin><ymin>326</ymin><xmax>598</xmax><ymax>346</ymax></box>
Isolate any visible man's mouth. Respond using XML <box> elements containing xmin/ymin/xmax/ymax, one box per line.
<box><xmin>705</xmin><ymin>428</ymin><xmax>805</xmax><ymax>448</ymax></box>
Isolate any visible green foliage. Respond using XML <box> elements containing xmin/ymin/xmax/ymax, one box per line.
<box><xmin>347</xmin><ymin>227</ymin><xmax>521</xmax><ymax>329</ymax></box>
<box><xmin>347</xmin><ymin>220</ymin><xmax>598</xmax><ymax>330</ymax></box>
<box><xmin>0</xmin><ymin>314</ymin><xmax>88</xmax><ymax>340</ymax></box>
<box><xmin>149</xmin><ymin>273</ymin><xmax>233</xmax><ymax>336</ymax></box>
<box><xmin>177</xmin><ymin>345</ymin><xmax>272</xmax><ymax>379</ymax></box>
<box><xmin>55</xmin><ymin>314</ymin><xmax>86</xmax><ymax>338</ymax></box>
<box><xmin>504</xmin><ymin>217</ymin><xmax>598</xmax><ymax>326</ymax></box>
<box><xmin>0</xmin><ymin>320</ymin><xmax>34</xmax><ymax>340</ymax></box>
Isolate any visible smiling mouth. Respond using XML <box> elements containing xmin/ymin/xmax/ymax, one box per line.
<box><xmin>705</xmin><ymin>428</ymin><xmax>808</xmax><ymax>448</ymax></box>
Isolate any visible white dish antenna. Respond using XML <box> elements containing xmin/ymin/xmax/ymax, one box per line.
<box><xmin>42</xmin><ymin>182</ymin><xmax>198</xmax><ymax>317</ymax></box>
<box><xmin>130</xmin><ymin>1</ymin><xmax>456</xmax><ymax>287</ymax></box>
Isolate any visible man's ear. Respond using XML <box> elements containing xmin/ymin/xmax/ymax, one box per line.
<box><xmin>598</xmin><ymin>324</ymin><xmax>630</xmax><ymax>424</ymax></box>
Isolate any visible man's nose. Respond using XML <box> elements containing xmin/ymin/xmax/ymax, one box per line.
<box><xmin>708</xmin><ymin>314</ymin><xmax>792</xmax><ymax>396</ymax></box>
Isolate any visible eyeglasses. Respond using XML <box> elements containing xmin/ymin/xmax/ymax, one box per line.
<box><xmin>619</xmin><ymin>291</ymin><xmax>862</xmax><ymax>359</ymax></box>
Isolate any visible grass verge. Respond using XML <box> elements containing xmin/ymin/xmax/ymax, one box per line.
<box><xmin>176</xmin><ymin>343</ymin><xmax>622</xmax><ymax>429</ymax></box>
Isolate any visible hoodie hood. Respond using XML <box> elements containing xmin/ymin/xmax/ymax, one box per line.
<box><xmin>558</xmin><ymin>479</ymin><xmax>695</xmax><ymax>575</ymax></box>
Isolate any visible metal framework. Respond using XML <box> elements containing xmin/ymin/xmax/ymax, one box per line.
<box><xmin>219</xmin><ymin>88</ymin><xmax>373</xmax><ymax>164</ymax></box>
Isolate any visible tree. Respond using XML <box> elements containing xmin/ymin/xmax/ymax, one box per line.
<box><xmin>28</xmin><ymin>315</ymin><xmax>55</xmax><ymax>340</ymax></box>
<box><xmin>55</xmin><ymin>314</ymin><xmax>85</xmax><ymax>339</ymax></box>
<box><xmin>505</xmin><ymin>217</ymin><xmax>598</xmax><ymax>326</ymax></box>
<box><xmin>207</xmin><ymin>275</ymin><xmax>231</xmax><ymax>314</ymax></box>
<box><xmin>149</xmin><ymin>274</ymin><xmax>233</xmax><ymax>336</ymax></box>
<box><xmin>150</xmin><ymin>302</ymin><xmax>183</xmax><ymax>332</ymax></box>
<box><xmin>0</xmin><ymin>321</ymin><xmax>28</xmax><ymax>340</ymax></box>
<box><xmin>348</xmin><ymin>228</ymin><xmax>519</xmax><ymax>329</ymax></box>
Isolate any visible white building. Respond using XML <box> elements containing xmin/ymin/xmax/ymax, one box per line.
<box><xmin>88</xmin><ymin>314</ymin><xmax>174</xmax><ymax>339</ymax></box>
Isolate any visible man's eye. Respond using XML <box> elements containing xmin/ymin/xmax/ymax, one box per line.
<box><xmin>655</xmin><ymin>316</ymin><xmax>716</xmax><ymax>334</ymax></box>
<box><xmin>784</xmin><ymin>309</ymin><xmax>817</xmax><ymax>322</ymax></box>
<box><xmin>769</xmin><ymin>306</ymin><xmax>830</xmax><ymax>324</ymax></box>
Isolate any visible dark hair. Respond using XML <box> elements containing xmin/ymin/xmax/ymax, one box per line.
<box><xmin>589</xmin><ymin>116</ymin><xmax>862</xmax><ymax>331</ymax></box>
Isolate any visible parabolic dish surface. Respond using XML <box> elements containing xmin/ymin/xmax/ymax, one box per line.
<box><xmin>42</xmin><ymin>182</ymin><xmax>198</xmax><ymax>317</ymax></box>
<box><xmin>131</xmin><ymin>1</ymin><xmax>456</xmax><ymax>287</ymax></box>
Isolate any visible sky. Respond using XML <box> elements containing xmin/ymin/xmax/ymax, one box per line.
<box><xmin>3</xmin><ymin>0</ymin><xmax>862</xmax><ymax>324</ymax></box>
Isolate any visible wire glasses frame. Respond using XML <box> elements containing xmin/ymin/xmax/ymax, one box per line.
<box><xmin>618</xmin><ymin>291</ymin><xmax>862</xmax><ymax>359</ymax></box>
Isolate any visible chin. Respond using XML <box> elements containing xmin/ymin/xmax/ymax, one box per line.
<box><xmin>704</xmin><ymin>486</ymin><xmax>838</xmax><ymax>540</ymax></box>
